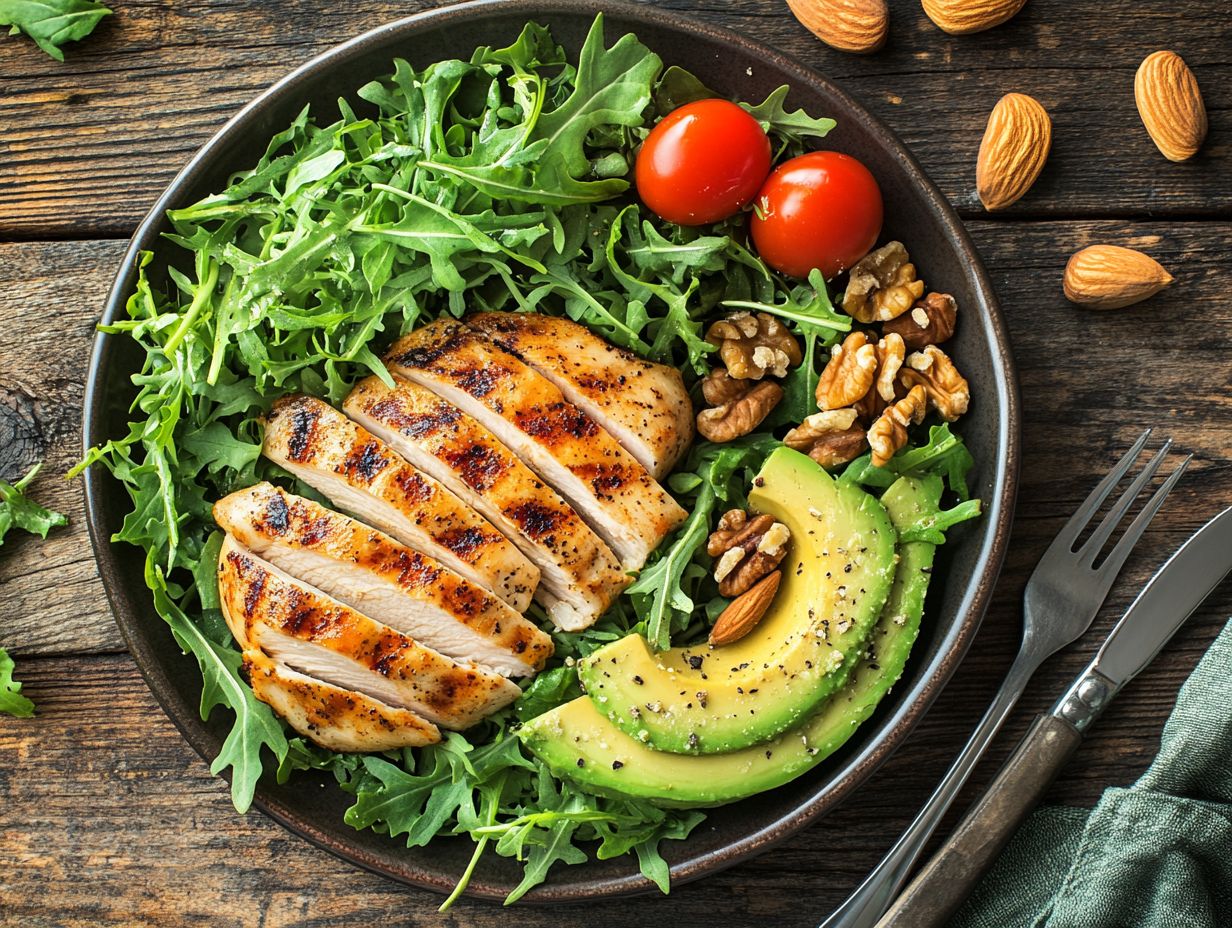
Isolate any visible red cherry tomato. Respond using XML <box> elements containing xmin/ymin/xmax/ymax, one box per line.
<box><xmin>750</xmin><ymin>151</ymin><xmax>884</xmax><ymax>279</ymax></box>
<box><xmin>635</xmin><ymin>99</ymin><xmax>772</xmax><ymax>226</ymax></box>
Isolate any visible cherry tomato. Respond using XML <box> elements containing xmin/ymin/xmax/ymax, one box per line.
<box><xmin>750</xmin><ymin>151</ymin><xmax>884</xmax><ymax>279</ymax></box>
<box><xmin>635</xmin><ymin>99</ymin><xmax>772</xmax><ymax>226</ymax></box>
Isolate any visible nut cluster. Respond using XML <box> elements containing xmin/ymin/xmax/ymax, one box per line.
<box><xmin>787</xmin><ymin>242</ymin><xmax>968</xmax><ymax>468</ymax></box>
<box><xmin>696</xmin><ymin>312</ymin><xmax>803</xmax><ymax>442</ymax></box>
<box><xmin>707</xmin><ymin>509</ymin><xmax>791</xmax><ymax>598</ymax></box>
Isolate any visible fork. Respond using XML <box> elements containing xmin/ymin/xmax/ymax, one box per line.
<box><xmin>818</xmin><ymin>429</ymin><xmax>1190</xmax><ymax>928</ymax></box>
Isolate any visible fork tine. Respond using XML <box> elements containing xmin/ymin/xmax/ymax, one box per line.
<box><xmin>1077</xmin><ymin>439</ymin><xmax>1173</xmax><ymax>564</ymax></box>
<box><xmin>1052</xmin><ymin>429</ymin><xmax>1152</xmax><ymax>549</ymax></box>
<box><xmin>1092</xmin><ymin>455</ymin><xmax>1192</xmax><ymax>583</ymax></box>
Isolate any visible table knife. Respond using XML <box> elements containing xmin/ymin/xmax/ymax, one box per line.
<box><xmin>876</xmin><ymin>505</ymin><xmax>1232</xmax><ymax>928</ymax></box>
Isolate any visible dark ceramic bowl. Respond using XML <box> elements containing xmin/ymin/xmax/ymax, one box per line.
<box><xmin>82</xmin><ymin>0</ymin><xmax>1019</xmax><ymax>904</ymax></box>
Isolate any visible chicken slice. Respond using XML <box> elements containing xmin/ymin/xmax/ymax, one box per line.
<box><xmin>214</xmin><ymin>482</ymin><xmax>552</xmax><ymax>677</ymax></box>
<box><xmin>262</xmin><ymin>394</ymin><xmax>538</xmax><ymax>613</ymax></box>
<box><xmin>345</xmin><ymin>375</ymin><xmax>627</xmax><ymax>631</ymax></box>
<box><xmin>465</xmin><ymin>312</ymin><xmax>693</xmax><ymax>479</ymax></box>
<box><xmin>219</xmin><ymin>536</ymin><xmax>521</xmax><ymax>730</ymax></box>
<box><xmin>242</xmin><ymin>647</ymin><xmax>441</xmax><ymax>752</ymax></box>
<box><xmin>384</xmin><ymin>320</ymin><xmax>687</xmax><ymax>570</ymax></box>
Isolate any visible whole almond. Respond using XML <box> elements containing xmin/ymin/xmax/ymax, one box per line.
<box><xmin>787</xmin><ymin>0</ymin><xmax>888</xmax><ymax>54</ymax></box>
<box><xmin>1063</xmin><ymin>245</ymin><xmax>1173</xmax><ymax>310</ymax></box>
<box><xmin>976</xmin><ymin>93</ymin><xmax>1052</xmax><ymax>211</ymax></box>
<box><xmin>1135</xmin><ymin>51</ymin><xmax>1207</xmax><ymax>162</ymax></box>
<box><xmin>922</xmin><ymin>0</ymin><xmax>1027</xmax><ymax>34</ymax></box>
<box><xmin>709</xmin><ymin>570</ymin><xmax>781</xmax><ymax>646</ymax></box>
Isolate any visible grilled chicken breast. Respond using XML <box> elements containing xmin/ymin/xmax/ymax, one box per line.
<box><xmin>466</xmin><ymin>312</ymin><xmax>693</xmax><ymax>479</ymax></box>
<box><xmin>219</xmin><ymin>536</ymin><xmax>521</xmax><ymax>730</ymax></box>
<box><xmin>214</xmin><ymin>483</ymin><xmax>552</xmax><ymax>677</ymax></box>
<box><xmin>384</xmin><ymin>320</ymin><xmax>687</xmax><ymax>570</ymax></box>
<box><xmin>242</xmin><ymin>647</ymin><xmax>441</xmax><ymax>752</ymax></box>
<box><xmin>345</xmin><ymin>375</ymin><xmax>628</xmax><ymax>631</ymax></box>
<box><xmin>262</xmin><ymin>394</ymin><xmax>538</xmax><ymax>612</ymax></box>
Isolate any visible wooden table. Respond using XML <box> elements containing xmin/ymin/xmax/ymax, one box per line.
<box><xmin>1</xmin><ymin>1</ymin><xmax>1228</xmax><ymax>924</ymax></box>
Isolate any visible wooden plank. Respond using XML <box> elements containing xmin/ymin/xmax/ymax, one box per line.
<box><xmin>0</xmin><ymin>0</ymin><xmax>1227</xmax><ymax>238</ymax></box>
<box><xmin>0</xmin><ymin>639</ymin><xmax>1211</xmax><ymax>927</ymax></box>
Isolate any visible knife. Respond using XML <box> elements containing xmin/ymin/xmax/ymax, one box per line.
<box><xmin>875</xmin><ymin>506</ymin><xmax>1232</xmax><ymax>928</ymax></box>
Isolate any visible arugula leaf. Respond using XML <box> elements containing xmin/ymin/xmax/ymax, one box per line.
<box><xmin>0</xmin><ymin>0</ymin><xmax>111</xmax><ymax>61</ymax></box>
<box><xmin>741</xmin><ymin>85</ymin><xmax>836</xmax><ymax>150</ymax></box>
<box><xmin>0</xmin><ymin>463</ymin><xmax>68</xmax><ymax>546</ymax></box>
<box><xmin>841</xmin><ymin>422</ymin><xmax>977</xmax><ymax>499</ymax></box>
<box><xmin>515</xmin><ymin>665</ymin><xmax>582</xmax><ymax>722</ymax></box>
<box><xmin>0</xmin><ymin>646</ymin><xmax>35</xmax><ymax>718</ymax></box>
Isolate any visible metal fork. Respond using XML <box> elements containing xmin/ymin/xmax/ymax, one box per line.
<box><xmin>819</xmin><ymin>429</ymin><xmax>1190</xmax><ymax>928</ymax></box>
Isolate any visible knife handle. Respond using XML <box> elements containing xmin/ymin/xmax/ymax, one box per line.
<box><xmin>875</xmin><ymin>714</ymin><xmax>1083</xmax><ymax>928</ymax></box>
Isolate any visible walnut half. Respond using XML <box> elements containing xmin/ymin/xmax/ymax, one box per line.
<box><xmin>900</xmin><ymin>345</ymin><xmax>970</xmax><ymax>421</ymax></box>
<box><xmin>696</xmin><ymin>380</ymin><xmax>783</xmax><ymax>442</ymax></box>
<box><xmin>816</xmin><ymin>331</ymin><xmax>878</xmax><ymax>410</ymax></box>
<box><xmin>868</xmin><ymin>385</ymin><xmax>927</xmax><ymax>467</ymax></box>
<box><xmin>784</xmin><ymin>409</ymin><xmax>868</xmax><ymax>468</ymax></box>
<box><xmin>842</xmin><ymin>241</ymin><xmax>926</xmax><ymax>324</ymax></box>
<box><xmin>883</xmin><ymin>292</ymin><xmax>958</xmax><ymax>350</ymax></box>
<box><xmin>705</xmin><ymin>312</ymin><xmax>803</xmax><ymax>380</ymax></box>
<box><xmin>707</xmin><ymin>509</ymin><xmax>791</xmax><ymax>597</ymax></box>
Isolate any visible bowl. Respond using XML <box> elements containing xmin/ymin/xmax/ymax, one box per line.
<box><xmin>82</xmin><ymin>0</ymin><xmax>1019</xmax><ymax>903</ymax></box>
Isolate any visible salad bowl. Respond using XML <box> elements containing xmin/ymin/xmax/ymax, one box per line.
<box><xmin>82</xmin><ymin>0</ymin><xmax>1019</xmax><ymax>902</ymax></box>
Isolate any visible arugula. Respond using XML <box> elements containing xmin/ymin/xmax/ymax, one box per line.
<box><xmin>76</xmin><ymin>13</ymin><xmax>978</xmax><ymax>904</ymax></box>
<box><xmin>0</xmin><ymin>463</ymin><xmax>68</xmax><ymax>546</ymax></box>
<box><xmin>841</xmin><ymin>422</ymin><xmax>978</xmax><ymax>499</ymax></box>
<box><xmin>0</xmin><ymin>0</ymin><xmax>111</xmax><ymax>61</ymax></box>
<box><xmin>0</xmin><ymin>647</ymin><xmax>35</xmax><ymax>718</ymax></box>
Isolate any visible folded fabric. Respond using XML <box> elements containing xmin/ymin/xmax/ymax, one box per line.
<box><xmin>952</xmin><ymin>618</ymin><xmax>1232</xmax><ymax>928</ymax></box>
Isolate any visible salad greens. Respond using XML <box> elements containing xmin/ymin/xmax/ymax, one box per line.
<box><xmin>77</xmin><ymin>15</ymin><xmax>978</xmax><ymax>902</ymax></box>
<box><xmin>0</xmin><ymin>647</ymin><xmax>35</xmax><ymax>718</ymax></box>
<box><xmin>0</xmin><ymin>0</ymin><xmax>111</xmax><ymax>61</ymax></box>
<box><xmin>0</xmin><ymin>463</ymin><xmax>68</xmax><ymax>547</ymax></box>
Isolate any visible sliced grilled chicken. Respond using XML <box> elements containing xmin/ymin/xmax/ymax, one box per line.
<box><xmin>213</xmin><ymin>483</ymin><xmax>552</xmax><ymax>677</ymax></box>
<box><xmin>345</xmin><ymin>375</ymin><xmax>627</xmax><ymax>631</ymax></box>
<box><xmin>466</xmin><ymin>312</ymin><xmax>693</xmax><ymax>479</ymax></box>
<box><xmin>242</xmin><ymin>647</ymin><xmax>441</xmax><ymax>752</ymax></box>
<box><xmin>262</xmin><ymin>394</ymin><xmax>538</xmax><ymax>613</ymax></box>
<box><xmin>219</xmin><ymin>536</ymin><xmax>521</xmax><ymax>730</ymax></box>
<box><xmin>384</xmin><ymin>320</ymin><xmax>687</xmax><ymax>569</ymax></box>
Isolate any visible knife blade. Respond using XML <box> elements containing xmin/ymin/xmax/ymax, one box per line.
<box><xmin>876</xmin><ymin>505</ymin><xmax>1232</xmax><ymax>928</ymax></box>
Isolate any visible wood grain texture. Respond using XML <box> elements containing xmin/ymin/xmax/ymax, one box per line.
<box><xmin>0</xmin><ymin>0</ymin><xmax>1228</xmax><ymax>238</ymax></box>
<box><xmin>3</xmin><ymin>217</ymin><xmax>1231</xmax><ymax>922</ymax></box>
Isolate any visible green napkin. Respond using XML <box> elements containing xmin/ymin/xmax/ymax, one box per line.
<box><xmin>952</xmin><ymin>618</ymin><xmax>1232</xmax><ymax>928</ymax></box>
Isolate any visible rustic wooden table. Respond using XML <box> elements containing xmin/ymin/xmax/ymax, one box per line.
<box><xmin>1</xmin><ymin>1</ymin><xmax>1228</xmax><ymax>925</ymax></box>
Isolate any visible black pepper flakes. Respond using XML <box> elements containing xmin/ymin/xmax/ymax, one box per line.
<box><xmin>632</xmin><ymin>675</ymin><xmax>644</xmax><ymax>685</ymax></box>
<box><xmin>612</xmin><ymin>760</ymin><xmax>624</xmax><ymax>770</ymax></box>
<box><xmin>687</xmin><ymin>654</ymin><xmax>704</xmax><ymax>670</ymax></box>
<box><xmin>576</xmin><ymin>758</ymin><xmax>586</xmax><ymax>767</ymax></box>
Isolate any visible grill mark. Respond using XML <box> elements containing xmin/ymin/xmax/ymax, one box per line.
<box><xmin>434</xmin><ymin>525</ymin><xmax>496</xmax><ymax>563</ymax></box>
<box><xmin>514</xmin><ymin>403</ymin><xmax>599</xmax><ymax>443</ymax></box>
<box><xmin>342</xmin><ymin>440</ymin><xmax>389</xmax><ymax>483</ymax></box>
<box><xmin>262</xmin><ymin>493</ymin><xmax>290</xmax><ymax>535</ymax></box>
<box><xmin>370</xmin><ymin>633</ymin><xmax>406</xmax><ymax>677</ymax></box>
<box><xmin>441</xmin><ymin>442</ymin><xmax>508</xmax><ymax>492</ymax></box>
<box><xmin>368</xmin><ymin>395</ymin><xmax>461</xmax><ymax>439</ymax></box>
<box><xmin>508</xmin><ymin>501</ymin><xmax>566</xmax><ymax>541</ymax></box>
<box><xmin>573</xmin><ymin>462</ymin><xmax>633</xmax><ymax>495</ymax></box>
<box><xmin>455</xmin><ymin>365</ymin><xmax>507</xmax><ymax>399</ymax></box>
<box><xmin>391</xmin><ymin>467</ymin><xmax>433</xmax><ymax>505</ymax></box>
<box><xmin>286</xmin><ymin>402</ymin><xmax>321</xmax><ymax>462</ymax></box>
<box><xmin>390</xmin><ymin>325</ymin><xmax>469</xmax><ymax>370</ymax></box>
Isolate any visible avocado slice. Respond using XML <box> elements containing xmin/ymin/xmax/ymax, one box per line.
<box><xmin>576</xmin><ymin>447</ymin><xmax>897</xmax><ymax>755</ymax></box>
<box><xmin>520</xmin><ymin>475</ymin><xmax>941</xmax><ymax>806</ymax></box>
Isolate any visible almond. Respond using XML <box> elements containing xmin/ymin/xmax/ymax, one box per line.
<box><xmin>976</xmin><ymin>93</ymin><xmax>1051</xmax><ymax>211</ymax></box>
<box><xmin>786</xmin><ymin>0</ymin><xmax>888</xmax><ymax>55</ymax></box>
<box><xmin>1135</xmin><ymin>50</ymin><xmax>1207</xmax><ymax>162</ymax></box>
<box><xmin>709</xmin><ymin>570</ymin><xmax>781</xmax><ymax>646</ymax></box>
<box><xmin>921</xmin><ymin>0</ymin><xmax>1027</xmax><ymax>34</ymax></box>
<box><xmin>1063</xmin><ymin>245</ymin><xmax>1173</xmax><ymax>310</ymax></box>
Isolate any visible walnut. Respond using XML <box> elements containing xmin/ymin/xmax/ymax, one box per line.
<box><xmin>842</xmin><ymin>241</ymin><xmax>926</xmax><ymax>323</ymax></box>
<box><xmin>815</xmin><ymin>332</ymin><xmax>878</xmax><ymax>410</ymax></box>
<box><xmin>784</xmin><ymin>409</ymin><xmax>868</xmax><ymax>468</ymax></box>
<box><xmin>868</xmin><ymin>385</ymin><xmax>927</xmax><ymax>467</ymax></box>
<box><xmin>884</xmin><ymin>292</ymin><xmax>958</xmax><ymax>350</ymax></box>
<box><xmin>700</xmin><ymin>368</ymin><xmax>748</xmax><ymax>406</ymax></box>
<box><xmin>696</xmin><ymin>380</ymin><xmax>783</xmax><ymax>442</ymax></box>
<box><xmin>900</xmin><ymin>345</ymin><xmax>970</xmax><ymax>421</ymax></box>
<box><xmin>705</xmin><ymin>312</ymin><xmax>803</xmax><ymax>380</ymax></box>
<box><xmin>707</xmin><ymin>510</ymin><xmax>792</xmax><ymax>597</ymax></box>
<box><xmin>853</xmin><ymin>333</ymin><xmax>907</xmax><ymax>424</ymax></box>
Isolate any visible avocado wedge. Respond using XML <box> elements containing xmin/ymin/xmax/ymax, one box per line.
<box><xmin>577</xmin><ymin>447</ymin><xmax>897</xmax><ymax>754</ymax></box>
<box><xmin>520</xmin><ymin>475</ymin><xmax>943</xmax><ymax>806</ymax></box>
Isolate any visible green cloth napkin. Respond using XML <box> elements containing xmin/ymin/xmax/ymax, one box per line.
<box><xmin>952</xmin><ymin>618</ymin><xmax>1232</xmax><ymax>928</ymax></box>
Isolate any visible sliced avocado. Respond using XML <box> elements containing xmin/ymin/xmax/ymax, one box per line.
<box><xmin>576</xmin><ymin>447</ymin><xmax>897</xmax><ymax>755</ymax></box>
<box><xmin>520</xmin><ymin>475</ymin><xmax>941</xmax><ymax>806</ymax></box>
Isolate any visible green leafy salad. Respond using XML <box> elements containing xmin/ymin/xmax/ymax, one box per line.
<box><xmin>77</xmin><ymin>15</ymin><xmax>980</xmax><ymax>904</ymax></box>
